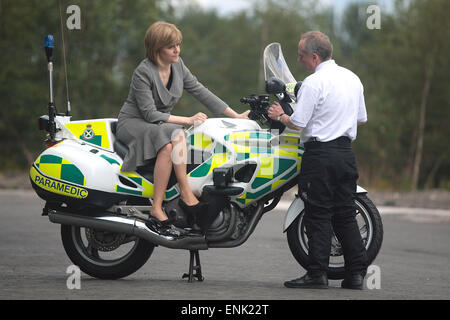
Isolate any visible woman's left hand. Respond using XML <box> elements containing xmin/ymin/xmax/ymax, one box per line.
<box><xmin>223</xmin><ymin>107</ymin><xmax>250</xmax><ymax>119</ymax></box>
<box><xmin>237</xmin><ymin>110</ymin><xmax>250</xmax><ymax>119</ymax></box>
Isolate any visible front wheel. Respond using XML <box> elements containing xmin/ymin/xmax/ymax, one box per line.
<box><xmin>286</xmin><ymin>194</ymin><xmax>383</xmax><ymax>280</ymax></box>
<box><xmin>61</xmin><ymin>225</ymin><xmax>155</xmax><ymax>279</ymax></box>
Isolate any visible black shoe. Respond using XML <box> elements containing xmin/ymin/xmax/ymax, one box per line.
<box><xmin>146</xmin><ymin>217</ymin><xmax>188</xmax><ymax>237</ymax></box>
<box><xmin>341</xmin><ymin>274</ymin><xmax>364</xmax><ymax>290</ymax></box>
<box><xmin>284</xmin><ymin>273</ymin><xmax>328</xmax><ymax>289</ymax></box>
<box><xmin>179</xmin><ymin>198</ymin><xmax>208</xmax><ymax>215</ymax></box>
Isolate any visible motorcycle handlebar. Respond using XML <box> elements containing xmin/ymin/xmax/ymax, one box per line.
<box><xmin>240</xmin><ymin>94</ymin><xmax>271</xmax><ymax>122</ymax></box>
<box><xmin>240</xmin><ymin>94</ymin><xmax>270</xmax><ymax>107</ymax></box>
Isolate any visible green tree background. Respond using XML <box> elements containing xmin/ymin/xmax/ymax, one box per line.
<box><xmin>0</xmin><ymin>0</ymin><xmax>448</xmax><ymax>190</ymax></box>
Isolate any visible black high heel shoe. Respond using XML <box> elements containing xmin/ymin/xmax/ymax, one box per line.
<box><xmin>146</xmin><ymin>213</ymin><xmax>188</xmax><ymax>237</ymax></box>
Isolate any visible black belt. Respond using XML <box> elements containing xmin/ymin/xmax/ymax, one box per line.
<box><xmin>304</xmin><ymin>136</ymin><xmax>351</xmax><ymax>150</ymax></box>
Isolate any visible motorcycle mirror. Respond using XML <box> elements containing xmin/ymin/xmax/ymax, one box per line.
<box><xmin>45</xmin><ymin>34</ymin><xmax>54</xmax><ymax>62</ymax></box>
<box><xmin>265</xmin><ymin>77</ymin><xmax>286</xmax><ymax>94</ymax></box>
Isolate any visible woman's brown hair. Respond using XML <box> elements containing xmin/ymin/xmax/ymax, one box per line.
<box><xmin>144</xmin><ymin>21</ymin><xmax>182</xmax><ymax>64</ymax></box>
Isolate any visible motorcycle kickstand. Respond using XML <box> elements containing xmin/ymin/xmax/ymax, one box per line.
<box><xmin>182</xmin><ymin>249</ymin><xmax>204</xmax><ymax>283</ymax></box>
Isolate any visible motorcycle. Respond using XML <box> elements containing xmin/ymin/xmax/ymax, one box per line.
<box><xmin>30</xmin><ymin>36</ymin><xmax>383</xmax><ymax>281</ymax></box>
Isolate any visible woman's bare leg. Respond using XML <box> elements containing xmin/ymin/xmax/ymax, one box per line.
<box><xmin>150</xmin><ymin>143</ymin><xmax>173</xmax><ymax>221</ymax></box>
<box><xmin>171</xmin><ymin>130</ymin><xmax>199</xmax><ymax>206</ymax></box>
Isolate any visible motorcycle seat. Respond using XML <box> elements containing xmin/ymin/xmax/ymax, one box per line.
<box><xmin>113</xmin><ymin>140</ymin><xmax>129</xmax><ymax>160</ymax></box>
<box><xmin>110</xmin><ymin>121</ymin><xmax>128</xmax><ymax>160</ymax></box>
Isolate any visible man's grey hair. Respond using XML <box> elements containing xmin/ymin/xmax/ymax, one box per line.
<box><xmin>300</xmin><ymin>31</ymin><xmax>333</xmax><ymax>61</ymax></box>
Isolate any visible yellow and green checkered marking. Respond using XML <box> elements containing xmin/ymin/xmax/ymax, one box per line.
<box><xmin>186</xmin><ymin>130</ymin><xmax>304</xmax><ymax>205</ymax></box>
<box><xmin>35</xmin><ymin>154</ymin><xmax>86</xmax><ymax>186</ymax></box>
<box><xmin>232</xmin><ymin>132</ymin><xmax>303</xmax><ymax>205</ymax></box>
<box><xmin>236</xmin><ymin>162</ymin><xmax>299</xmax><ymax>205</ymax></box>
<box><xmin>286</xmin><ymin>82</ymin><xmax>296</xmax><ymax>94</ymax></box>
<box><xmin>251</xmin><ymin>157</ymin><xmax>297</xmax><ymax>189</ymax></box>
<box><xmin>30</xmin><ymin>165</ymin><xmax>88</xmax><ymax>199</ymax></box>
<box><xmin>189</xmin><ymin>143</ymin><xmax>229</xmax><ymax>178</ymax></box>
<box><xmin>189</xmin><ymin>133</ymin><xmax>214</xmax><ymax>150</ymax></box>
<box><xmin>117</xmin><ymin>169</ymin><xmax>179</xmax><ymax>200</ymax></box>
<box><xmin>224</xmin><ymin>131</ymin><xmax>273</xmax><ymax>161</ymax></box>
<box><xmin>224</xmin><ymin>131</ymin><xmax>272</xmax><ymax>141</ymax></box>
<box><xmin>65</xmin><ymin>121</ymin><xmax>110</xmax><ymax>149</ymax></box>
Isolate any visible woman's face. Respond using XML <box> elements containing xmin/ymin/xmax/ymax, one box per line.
<box><xmin>158</xmin><ymin>42</ymin><xmax>181</xmax><ymax>66</ymax></box>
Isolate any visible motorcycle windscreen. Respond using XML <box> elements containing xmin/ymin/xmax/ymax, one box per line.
<box><xmin>263</xmin><ymin>43</ymin><xmax>296</xmax><ymax>85</ymax></box>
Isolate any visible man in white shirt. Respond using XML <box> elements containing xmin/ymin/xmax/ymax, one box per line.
<box><xmin>268</xmin><ymin>31</ymin><xmax>368</xmax><ymax>289</ymax></box>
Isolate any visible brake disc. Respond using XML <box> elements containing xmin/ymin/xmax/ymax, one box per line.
<box><xmin>85</xmin><ymin>228</ymin><xmax>126</xmax><ymax>252</ymax></box>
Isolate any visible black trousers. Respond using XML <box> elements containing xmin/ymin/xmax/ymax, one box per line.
<box><xmin>299</xmin><ymin>137</ymin><xmax>367</xmax><ymax>277</ymax></box>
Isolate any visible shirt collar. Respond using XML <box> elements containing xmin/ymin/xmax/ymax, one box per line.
<box><xmin>315</xmin><ymin>59</ymin><xmax>336</xmax><ymax>73</ymax></box>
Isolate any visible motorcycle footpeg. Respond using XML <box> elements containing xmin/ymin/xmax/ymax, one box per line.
<box><xmin>184</xmin><ymin>227</ymin><xmax>204</xmax><ymax>236</ymax></box>
<box><xmin>160</xmin><ymin>225</ymin><xmax>190</xmax><ymax>237</ymax></box>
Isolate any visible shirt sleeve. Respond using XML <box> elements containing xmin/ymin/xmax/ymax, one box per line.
<box><xmin>181</xmin><ymin>60</ymin><xmax>228</xmax><ymax>115</ymax></box>
<box><xmin>357</xmin><ymin>84</ymin><xmax>368</xmax><ymax>123</ymax></box>
<box><xmin>289</xmin><ymin>84</ymin><xmax>319</xmax><ymax>128</ymax></box>
<box><xmin>131</xmin><ymin>68</ymin><xmax>170</xmax><ymax>123</ymax></box>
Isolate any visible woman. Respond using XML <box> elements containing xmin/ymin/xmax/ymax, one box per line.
<box><xmin>117</xmin><ymin>22</ymin><xmax>249</xmax><ymax>236</ymax></box>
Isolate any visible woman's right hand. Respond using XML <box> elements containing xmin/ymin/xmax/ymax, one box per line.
<box><xmin>188</xmin><ymin>112</ymin><xmax>208</xmax><ymax>126</ymax></box>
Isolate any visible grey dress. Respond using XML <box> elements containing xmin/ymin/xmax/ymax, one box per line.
<box><xmin>117</xmin><ymin>57</ymin><xmax>228</xmax><ymax>172</ymax></box>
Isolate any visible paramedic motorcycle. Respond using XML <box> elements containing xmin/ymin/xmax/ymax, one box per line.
<box><xmin>31</xmin><ymin>36</ymin><xmax>383</xmax><ymax>281</ymax></box>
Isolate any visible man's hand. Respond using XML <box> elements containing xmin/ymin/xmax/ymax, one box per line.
<box><xmin>268</xmin><ymin>102</ymin><xmax>302</xmax><ymax>131</ymax></box>
<box><xmin>268</xmin><ymin>102</ymin><xmax>284</xmax><ymax>120</ymax></box>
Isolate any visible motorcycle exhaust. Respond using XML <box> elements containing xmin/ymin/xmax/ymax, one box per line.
<box><xmin>48</xmin><ymin>210</ymin><xmax>207</xmax><ymax>250</ymax></box>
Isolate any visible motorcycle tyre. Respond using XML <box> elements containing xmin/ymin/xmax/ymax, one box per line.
<box><xmin>286</xmin><ymin>194</ymin><xmax>383</xmax><ymax>280</ymax></box>
<box><xmin>61</xmin><ymin>225</ymin><xmax>155</xmax><ymax>280</ymax></box>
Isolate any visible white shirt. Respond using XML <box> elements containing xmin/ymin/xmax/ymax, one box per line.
<box><xmin>290</xmin><ymin>60</ymin><xmax>367</xmax><ymax>143</ymax></box>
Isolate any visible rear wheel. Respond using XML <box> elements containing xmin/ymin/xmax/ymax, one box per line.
<box><xmin>61</xmin><ymin>225</ymin><xmax>154</xmax><ymax>279</ymax></box>
<box><xmin>286</xmin><ymin>194</ymin><xmax>383</xmax><ymax>280</ymax></box>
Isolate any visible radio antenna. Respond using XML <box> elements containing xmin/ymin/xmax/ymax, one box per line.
<box><xmin>58</xmin><ymin>0</ymin><xmax>71</xmax><ymax>116</ymax></box>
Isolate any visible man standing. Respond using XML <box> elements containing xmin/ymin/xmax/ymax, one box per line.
<box><xmin>268</xmin><ymin>31</ymin><xmax>368</xmax><ymax>290</ymax></box>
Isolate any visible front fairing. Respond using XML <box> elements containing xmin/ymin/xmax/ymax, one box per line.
<box><xmin>186</xmin><ymin>118</ymin><xmax>303</xmax><ymax>207</ymax></box>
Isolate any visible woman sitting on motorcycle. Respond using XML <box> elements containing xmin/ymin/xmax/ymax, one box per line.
<box><xmin>116</xmin><ymin>21</ymin><xmax>249</xmax><ymax>235</ymax></box>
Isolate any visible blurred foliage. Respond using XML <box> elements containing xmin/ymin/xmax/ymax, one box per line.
<box><xmin>0</xmin><ymin>0</ymin><xmax>448</xmax><ymax>189</ymax></box>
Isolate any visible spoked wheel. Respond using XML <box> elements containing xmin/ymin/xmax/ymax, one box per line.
<box><xmin>61</xmin><ymin>225</ymin><xmax>154</xmax><ymax>279</ymax></box>
<box><xmin>286</xmin><ymin>194</ymin><xmax>383</xmax><ymax>280</ymax></box>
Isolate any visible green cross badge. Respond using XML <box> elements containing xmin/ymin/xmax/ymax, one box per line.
<box><xmin>82</xmin><ymin>124</ymin><xmax>95</xmax><ymax>140</ymax></box>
